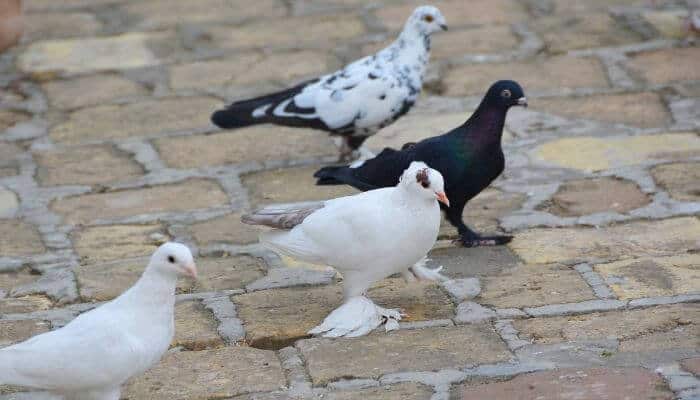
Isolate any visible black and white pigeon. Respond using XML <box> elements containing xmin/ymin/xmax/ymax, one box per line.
<box><xmin>314</xmin><ymin>80</ymin><xmax>527</xmax><ymax>248</ymax></box>
<box><xmin>242</xmin><ymin>162</ymin><xmax>449</xmax><ymax>337</ymax></box>
<box><xmin>211</xmin><ymin>6</ymin><xmax>447</xmax><ymax>161</ymax></box>
<box><xmin>0</xmin><ymin>243</ymin><xmax>197</xmax><ymax>400</ymax></box>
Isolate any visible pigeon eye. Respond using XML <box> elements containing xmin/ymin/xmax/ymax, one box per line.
<box><xmin>423</xmin><ymin>14</ymin><xmax>434</xmax><ymax>23</ymax></box>
<box><xmin>167</xmin><ymin>255</ymin><xmax>175</xmax><ymax>263</ymax></box>
<box><xmin>501</xmin><ymin>89</ymin><xmax>512</xmax><ymax>98</ymax></box>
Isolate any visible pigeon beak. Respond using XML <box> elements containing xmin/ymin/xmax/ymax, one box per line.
<box><xmin>184</xmin><ymin>263</ymin><xmax>198</xmax><ymax>279</ymax></box>
<box><xmin>436</xmin><ymin>192</ymin><xmax>450</xmax><ymax>207</ymax></box>
<box><xmin>440</xmin><ymin>24</ymin><xmax>448</xmax><ymax>31</ymax></box>
<box><xmin>517</xmin><ymin>97</ymin><xmax>528</xmax><ymax>108</ymax></box>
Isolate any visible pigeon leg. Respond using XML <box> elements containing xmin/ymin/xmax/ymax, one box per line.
<box><xmin>407</xmin><ymin>257</ymin><xmax>448</xmax><ymax>282</ymax></box>
<box><xmin>445</xmin><ymin>203</ymin><xmax>513</xmax><ymax>248</ymax></box>
<box><xmin>308</xmin><ymin>296</ymin><xmax>403</xmax><ymax>338</ymax></box>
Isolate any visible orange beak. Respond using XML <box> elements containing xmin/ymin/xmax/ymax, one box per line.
<box><xmin>184</xmin><ymin>263</ymin><xmax>198</xmax><ymax>279</ymax></box>
<box><xmin>436</xmin><ymin>192</ymin><xmax>450</xmax><ymax>207</ymax></box>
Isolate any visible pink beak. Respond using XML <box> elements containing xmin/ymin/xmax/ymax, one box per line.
<box><xmin>184</xmin><ymin>263</ymin><xmax>198</xmax><ymax>279</ymax></box>
<box><xmin>436</xmin><ymin>192</ymin><xmax>450</xmax><ymax>207</ymax></box>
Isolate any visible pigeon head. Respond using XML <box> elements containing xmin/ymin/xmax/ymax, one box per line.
<box><xmin>150</xmin><ymin>242</ymin><xmax>197</xmax><ymax>279</ymax></box>
<box><xmin>484</xmin><ymin>80</ymin><xmax>527</xmax><ymax>109</ymax></box>
<box><xmin>400</xmin><ymin>161</ymin><xmax>450</xmax><ymax>206</ymax></box>
<box><xmin>407</xmin><ymin>6</ymin><xmax>448</xmax><ymax>35</ymax></box>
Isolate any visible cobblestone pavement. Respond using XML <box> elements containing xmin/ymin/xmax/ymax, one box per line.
<box><xmin>1</xmin><ymin>0</ymin><xmax>699</xmax><ymax>399</ymax></box>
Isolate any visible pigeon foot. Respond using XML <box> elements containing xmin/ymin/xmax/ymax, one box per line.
<box><xmin>308</xmin><ymin>296</ymin><xmax>404</xmax><ymax>338</ymax></box>
<box><xmin>405</xmin><ymin>257</ymin><xmax>448</xmax><ymax>282</ymax></box>
<box><xmin>456</xmin><ymin>234</ymin><xmax>514</xmax><ymax>248</ymax></box>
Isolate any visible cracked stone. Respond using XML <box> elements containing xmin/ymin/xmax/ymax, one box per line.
<box><xmin>535</xmin><ymin>92</ymin><xmax>672</xmax><ymax>128</ymax></box>
<box><xmin>173</xmin><ymin>300</ymin><xmax>223</xmax><ymax>351</ymax></box>
<box><xmin>22</xmin><ymin>11</ymin><xmax>101</xmax><ymax>42</ymax></box>
<box><xmin>0</xmin><ymin>269</ymin><xmax>39</xmax><ymax>296</ymax></box>
<box><xmin>594</xmin><ymin>254</ymin><xmax>700</xmax><ymax>300</ymax></box>
<box><xmin>155</xmin><ymin>127</ymin><xmax>336</xmax><ymax>169</ymax></box>
<box><xmin>41</xmin><ymin>74</ymin><xmax>147</xmax><ymax>110</ymax></box>
<box><xmin>0</xmin><ymin>187</ymin><xmax>19</xmax><ymax>218</ymax></box>
<box><xmin>543</xmin><ymin>177</ymin><xmax>650</xmax><ymax>217</ymax></box>
<box><xmin>0</xmin><ymin>320</ymin><xmax>50</xmax><ymax>347</ymax></box>
<box><xmin>514</xmin><ymin>303</ymin><xmax>700</xmax><ymax>352</ymax></box>
<box><xmin>325</xmin><ymin>383</ymin><xmax>433</xmax><ymax>400</ymax></box>
<box><xmin>188</xmin><ymin>256</ymin><xmax>266</xmax><ymax>293</ymax></box>
<box><xmin>169</xmin><ymin>51</ymin><xmax>334</xmax><ymax>91</ymax></box>
<box><xmin>234</xmin><ymin>279</ymin><xmax>454</xmax><ymax>349</ymax></box>
<box><xmin>0</xmin><ymin>220</ymin><xmax>45</xmax><ymax>257</ymax></box>
<box><xmin>651</xmin><ymin>162</ymin><xmax>700</xmax><ymax>202</ymax></box>
<box><xmin>445</xmin><ymin>56</ymin><xmax>608</xmax><ymax>96</ymax></box>
<box><xmin>427</xmin><ymin>246</ymin><xmax>521</xmax><ymax>279</ymax></box>
<box><xmin>627</xmin><ymin>47</ymin><xmax>700</xmax><ymax>85</ymax></box>
<box><xmin>455</xmin><ymin>301</ymin><xmax>497</xmax><ymax>323</ymax></box>
<box><xmin>123</xmin><ymin>346</ymin><xmax>286</xmax><ymax>399</ymax></box>
<box><xmin>455</xmin><ymin>368</ymin><xmax>673</xmax><ymax>399</ymax></box>
<box><xmin>190</xmin><ymin>213</ymin><xmax>260</xmax><ymax>246</ymax></box>
<box><xmin>0</xmin><ymin>110</ymin><xmax>29</xmax><ymax>132</ymax></box>
<box><xmin>439</xmin><ymin>188</ymin><xmax>526</xmax><ymax>239</ymax></box>
<box><xmin>0</xmin><ymin>295</ymin><xmax>52</xmax><ymax>314</ymax></box>
<box><xmin>34</xmin><ymin>144</ymin><xmax>143</xmax><ymax>186</ymax></box>
<box><xmin>52</xmin><ymin>179</ymin><xmax>228</xmax><ymax>225</ymax></box>
<box><xmin>442</xmin><ymin>278</ymin><xmax>481</xmax><ymax>301</ymax></box>
<box><xmin>297</xmin><ymin>324</ymin><xmax>511</xmax><ymax>385</ymax></box>
<box><xmin>50</xmin><ymin>97</ymin><xmax>220</xmax><ymax>144</ymax></box>
<box><xmin>73</xmin><ymin>224</ymin><xmax>165</xmax><ymax>266</ymax></box>
<box><xmin>643</xmin><ymin>9</ymin><xmax>691</xmax><ymax>39</ymax></box>
<box><xmin>510</xmin><ymin>217</ymin><xmax>700</xmax><ymax>265</ymax></box>
<box><xmin>480</xmin><ymin>263</ymin><xmax>596</xmax><ymax>308</ymax></box>
<box><xmin>18</xmin><ymin>32</ymin><xmax>165</xmax><ymax>77</ymax></box>
<box><xmin>533</xmin><ymin>13</ymin><xmax>643</xmax><ymax>53</ymax></box>
<box><xmin>534</xmin><ymin>133</ymin><xmax>700</xmax><ymax>172</ymax></box>
<box><xmin>681</xmin><ymin>358</ymin><xmax>700</xmax><ymax>376</ymax></box>
<box><xmin>242</xmin><ymin>166</ymin><xmax>358</xmax><ymax>206</ymax></box>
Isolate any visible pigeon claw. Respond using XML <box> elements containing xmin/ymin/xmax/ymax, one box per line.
<box><xmin>457</xmin><ymin>234</ymin><xmax>514</xmax><ymax>248</ymax></box>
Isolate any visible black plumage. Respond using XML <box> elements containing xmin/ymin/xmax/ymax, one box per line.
<box><xmin>314</xmin><ymin>80</ymin><xmax>527</xmax><ymax>247</ymax></box>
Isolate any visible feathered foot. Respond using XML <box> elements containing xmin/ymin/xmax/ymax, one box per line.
<box><xmin>308</xmin><ymin>296</ymin><xmax>404</xmax><ymax>338</ymax></box>
<box><xmin>403</xmin><ymin>257</ymin><xmax>448</xmax><ymax>282</ymax></box>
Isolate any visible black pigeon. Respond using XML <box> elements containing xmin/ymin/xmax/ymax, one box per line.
<box><xmin>314</xmin><ymin>80</ymin><xmax>527</xmax><ymax>247</ymax></box>
<box><xmin>210</xmin><ymin>6</ymin><xmax>447</xmax><ymax>161</ymax></box>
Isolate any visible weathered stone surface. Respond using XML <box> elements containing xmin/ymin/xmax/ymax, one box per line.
<box><xmin>534</xmin><ymin>133</ymin><xmax>700</xmax><ymax>172</ymax></box>
<box><xmin>187</xmin><ymin>256</ymin><xmax>266</xmax><ymax>293</ymax></box>
<box><xmin>24</xmin><ymin>0</ymin><xmax>130</xmax><ymax>11</ymax></box>
<box><xmin>0</xmin><ymin>110</ymin><xmax>29</xmax><ymax>132</ymax></box>
<box><xmin>22</xmin><ymin>11</ymin><xmax>101</xmax><ymax>41</ymax></box>
<box><xmin>514</xmin><ymin>304</ymin><xmax>699</xmax><ymax>352</ymax></box>
<box><xmin>535</xmin><ymin>92</ymin><xmax>672</xmax><ymax>128</ymax></box>
<box><xmin>170</xmin><ymin>51</ymin><xmax>333</xmax><ymax>91</ymax></box>
<box><xmin>18</xmin><ymin>33</ymin><xmax>164</xmax><ymax>76</ymax></box>
<box><xmin>0</xmin><ymin>320</ymin><xmax>50</xmax><ymax>347</ymax></box>
<box><xmin>594</xmin><ymin>254</ymin><xmax>700</xmax><ymax>300</ymax></box>
<box><xmin>510</xmin><ymin>217</ymin><xmax>700</xmax><ymax>265</ymax></box>
<box><xmin>376</xmin><ymin>0</ymin><xmax>527</xmax><ymax>31</ymax></box>
<box><xmin>533</xmin><ymin>13</ymin><xmax>643</xmax><ymax>53</ymax></box>
<box><xmin>0</xmin><ymin>295</ymin><xmax>52</xmax><ymax>314</ymax></box>
<box><xmin>72</xmin><ymin>224</ymin><xmax>165</xmax><ymax>266</ymax></box>
<box><xmin>34</xmin><ymin>144</ymin><xmax>143</xmax><ymax>186</ymax></box>
<box><xmin>0</xmin><ymin>187</ymin><xmax>19</xmax><ymax>218</ymax></box>
<box><xmin>242</xmin><ymin>166</ymin><xmax>357</xmax><ymax>206</ymax></box>
<box><xmin>427</xmin><ymin>246</ymin><xmax>521</xmax><ymax>279</ymax></box>
<box><xmin>190</xmin><ymin>213</ymin><xmax>260</xmax><ymax>246</ymax></box>
<box><xmin>0</xmin><ymin>220</ymin><xmax>45</xmax><ymax>257</ymax></box>
<box><xmin>0</xmin><ymin>269</ymin><xmax>39</xmax><ymax>295</ymax></box>
<box><xmin>545</xmin><ymin>0</ymin><xmax>649</xmax><ymax>14</ymax></box>
<box><xmin>543</xmin><ymin>177</ymin><xmax>650</xmax><ymax>217</ymax></box>
<box><xmin>325</xmin><ymin>383</ymin><xmax>433</xmax><ymax>400</ymax></box>
<box><xmin>50</xmin><ymin>97</ymin><xmax>220</xmax><ymax>144</ymax></box>
<box><xmin>122</xmin><ymin>0</ymin><xmax>285</xmax><ymax>30</ymax></box>
<box><xmin>124</xmin><ymin>346</ymin><xmax>286</xmax><ymax>399</ymax></box>
<box><xmin>0</xmin><ymin>167</ymin><xmax>17</xmax><ymax>178</ymax></box>
<box><xmin>52</xmin><ymin>179</ymin><xmax>228</xmax><ymax>224</ymax></box>
<box><xmin>681</xmin><ymin>358</ymin><xmax>700</xmax><ymax>377</ymax></box>
<box><xmin>234</xmin><ymin>279</ymin><xmax>454</xmax><ymax>349</ymax></box>
<box><xmin>201</xmin><ymin>14</ymin><xmax>364</xmax><ymax>50</ymax></box>
<box><xmin>480</xmin><ymin>263</ymin><xmax>596</xmax><ymax>308</ymax></box>
<box><xmin>651</xmin><ymin>162</ymin><xmax>700</xmax><ymax>202</ymax></box>
<box><xmin>455</xmin><ymin>368</ymin><xmax>673</xmax><ymax>399</ymax></box>
<box><xmin>155</xmin><ymin>127</ymin><xmax>336</xmax><ymax>169</ymax></box>
<box><xmin>298</xmin><ymin>324</ymin><xmax>511</xmax><ymax>385</ymax></box>
<box><xmin>41</xmin><ymin>74</ymin><xmax>146</xmax><ymax>110</ymax></box>
<box><xmin>440</xmin><ymin>189</ymin><xmax>525</xmax><ymax>238</ymax></box>
<box><xmin>173</xmin><ymin>300</ymin><xmax>223</xmax><ymax>350</ymax></box>
<box><xmin>627</xmin><ymin>47</ymin><xmax>700</xmax><ymax>85</ymax></box>
<box><xmin>643</xmin><ymin>9</ymin><xmax>690</xmax><ymax>39</ymax></box>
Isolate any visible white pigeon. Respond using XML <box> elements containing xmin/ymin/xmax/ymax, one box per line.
<box><xmin>0</xmin><ymin>242</ymin><xmax>197</xmax><ymax>400</ymax></box>
<box><xmin>242</xmin><ymin>161</ymin><xmax>449</xmax><ymax>337</ymax></box>
<box><xmin>211</xmin><ymin>6</ymin><xmax>448</xmax><ymax>161</ymax></box>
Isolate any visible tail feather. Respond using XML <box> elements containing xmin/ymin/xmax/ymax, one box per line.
<box><xmin>314</xmin><ymin>166</ymin><xmax>345</xmax><ymax>186</ymax></box>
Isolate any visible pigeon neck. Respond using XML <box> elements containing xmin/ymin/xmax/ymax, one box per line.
<box><xmin>388</xmin><ymin>26</ymin><xmax>430</xmax><ymax>81</ymax></box>
<box><xmin>459</xmin><ymin>101</ymin><xmax>508</xmax><ymax>147</ymax></box>
<box><xmin>128</xmin><ymin>265</ymin><xmax>179</xmax><ymax>307</ymax></box>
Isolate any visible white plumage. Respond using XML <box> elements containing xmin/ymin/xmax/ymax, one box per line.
<box><xmin>0</xmin><ymin>242</ymin><xmax>197</xmax><ymax>400</ymax></box>
<box><xmin>242</xmin><ymin>162</ymin><xmax>449</xmax><ymax>337</ymax></box>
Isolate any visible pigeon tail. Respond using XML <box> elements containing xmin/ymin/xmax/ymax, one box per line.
<box><xmin>313</xmin><ymin>165</ymin><xmax>345</xmax><ymax>185</ymax></box>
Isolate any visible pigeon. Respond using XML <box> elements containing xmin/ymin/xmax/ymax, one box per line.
<box><xmin>242</xmin><ymin>161</ymin><xmax>449</xmax><ymax>337</ymax></box>
<box><xmin>211</xmin><ymin>6</ymin><xmax>447</xmax><ymax>161</ymax></box>
<box><xmin>314</xmin><ymin>80</ymin><xmax>527</xmax><ymax>248</ymax></box>
<box><xmin>0</xmin><ymin>242</ymin><xmax>197</xmax><ymax>400</ymax></box>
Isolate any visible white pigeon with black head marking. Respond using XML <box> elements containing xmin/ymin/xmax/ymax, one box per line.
<box><xmin>211</xmin><ymin>6</ymin><xmax>447</xmax><ymax>160</ymax></box>
<box><xmin>242</xmin><ymin>161</ymin><xmax>449</xmax><ymax>337</ymax></box>
<box><xmin>0</xmin><ymin>243</ymin><xmax>197</xmax><ymax>400</ymax></box>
